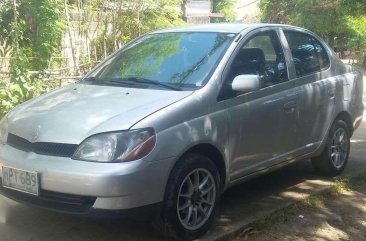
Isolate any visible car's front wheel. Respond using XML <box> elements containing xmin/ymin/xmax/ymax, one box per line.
<box><xmin>155</xmin><ymin>153</ymin><xmax>220</xmax><ymax>240</ymax></box>
<box><xmin>311</xmin><ymin>120</ymin><xmax>351</xmax><ymax>176</ymax></box>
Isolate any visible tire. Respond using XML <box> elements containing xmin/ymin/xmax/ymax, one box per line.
<box><xmin>311</xmin><ymin>120</ymin><xmax>351</xmax><ymax>176</ymax></box>
<box><xmin>154</xmin><ymin>153</ymin><xmax>220</xmax><ymax>240</ymax></box>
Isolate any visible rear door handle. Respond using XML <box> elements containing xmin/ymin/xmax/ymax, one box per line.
<box><xmin>328</xmin><ymin>88</ymin><xmax>336</xmax><ymax>98</ymax></box>
<box><xmin>283</xmin><ymin>101</ymin><xmax>297</xmax><ymax>113</ymax></box>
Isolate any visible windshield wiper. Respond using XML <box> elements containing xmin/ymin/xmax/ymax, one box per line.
<box><xmin>83</xmin><ymin>77</ymin><xmax>138</xmax><ymax>87</ymax></box>
<box><xmin>123</xmin><ymin>77</ymin><xmax>182</xmax><ymax>91</ymax></box>
<box><xmin>83</xmin><ymin>76</ymin><xmax>182</xmax><ymax>90</ymax></box>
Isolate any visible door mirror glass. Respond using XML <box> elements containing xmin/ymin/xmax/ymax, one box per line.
<box><xmin>232</xmin><ymin>75</ymin><xmax>260</xmax><ymax>93</ymax></box>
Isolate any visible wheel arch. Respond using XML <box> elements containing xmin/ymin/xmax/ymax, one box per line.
<box><xmin>334</xmin><ymin>111</ymin><xmax>354</xmax><ymax>136</ymax></box>
<box><xmin>168</xmin><ymin>143</ymin><xmax>227</xmax><ymax>193</ymax></box>
<box><xmin>186</xmin><ymin>144</ymin><xmax>227</xmax><ymax>189</ymax></box>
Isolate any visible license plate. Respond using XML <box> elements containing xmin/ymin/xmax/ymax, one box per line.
<box><xmin>1</xmin><ymin>166</ymin><xmax>39</xmax><ymax>195</ymax></box>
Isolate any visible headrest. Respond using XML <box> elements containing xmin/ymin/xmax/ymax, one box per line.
<box><xmin>236</xmin><ymin>48</ymin><xmax>265</xmax><ymax>64</ymax></box>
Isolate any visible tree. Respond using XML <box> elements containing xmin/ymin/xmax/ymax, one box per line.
<box><xmin>212</xmin><ymin>0</ymin><xmax>235</xmax><ymax>22</ymax></box>
<box><xmin>82</xmin><ymin>0</ymin><xmax>185</xmax><ymax>60</ymax></box>
<box><xmin>0</xmin><ymin>0</ymin><xmax>65</xmax><ymax>70</ymax></box>
<box><xmin>260</xmin><ymin>0</ymin><xmax>347</xmax><ymax>44</ymax></box>
<box><xmin>259</xmin><ymin>0</ymin><xmax>294</xmax><ymax>23</ymax></box>
<box><xmin>339</xmin><ymin>0</ymin><xmax>366</xmax><ymax>14</ymax></box>
<box><xmin>260</xmin><ymin>0</ymin><xmax>366</xmax><ymax>65</ymax></box>
<box><xmin>339</xmin><ymin>0</ymin><xmax>366</xmax><ymax>64</ymax></box>
<box><xmin>0</xmin><ymin>0</ymin><xmax>65</xmax><ymax>118</ymax></box>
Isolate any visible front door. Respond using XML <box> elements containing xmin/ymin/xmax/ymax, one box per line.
<box><xmin>220</xmin><ymin>30</ymin><xmax>302</xmax><ymax>180</ymax></box>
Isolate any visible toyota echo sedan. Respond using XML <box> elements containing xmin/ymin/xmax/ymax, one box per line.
<box><xmin>0</xmin><ymin>24</ymin><xmax>364</xmax><ymax>240</ymax></box>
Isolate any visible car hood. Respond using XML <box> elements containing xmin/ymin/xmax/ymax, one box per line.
<box><xmin>7</xmin><ymin>84</ymin><xmax>192</xmax><ymax>144</ymax></box>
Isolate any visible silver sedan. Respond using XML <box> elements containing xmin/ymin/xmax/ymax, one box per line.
<box><xmin>0</xmin><ymin>23</ymin><xmax>364</xmax><ymax>240</ymax></box>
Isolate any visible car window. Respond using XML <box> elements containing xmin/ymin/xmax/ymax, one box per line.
<box><xmin>312</xmin><ymin>39</ymin><xmax>330</xmax><ymax>69</ymax></box>
<box><xmin>284</xmin><ymin>31</ymin><xmax>329</xmax><ymax>77</ymax></box>
<box><xmin>83</xmin><ymin>32</ymin><xmax>235</xmax><ymax>90</ymax></box>
<box><xmin>246</xmin><ymin>35</ymin><xmax>277</xmax><ymax>62</ymax></box>
<box><xmin>228</xmin><ymin>31</ymin><xmax>288</xmax><ymax>89</ymax></box>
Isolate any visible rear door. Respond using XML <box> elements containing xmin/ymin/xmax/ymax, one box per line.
<box><xmin>282</xmin><ymin>30</ymin><xmax>335</xmax><ymax>153</ymax></box>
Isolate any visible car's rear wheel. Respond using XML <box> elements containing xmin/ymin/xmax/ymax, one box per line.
<box><xmin>311</xmin><ymin>120</ymin><xmax>350</xmax><ymax>176</ymax></box>
<box><xmin>154</xmin><ymin>153</ymin><xmax>220</xmax><ymax>240</ymax></box>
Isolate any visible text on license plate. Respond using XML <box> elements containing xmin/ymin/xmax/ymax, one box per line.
<box><xmin>2</xmin><ymin>166</ymin><xmax>39</xmax><ymax>195</ymax></box>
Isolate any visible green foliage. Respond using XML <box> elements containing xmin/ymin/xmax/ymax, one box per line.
<box><xmin>88</xmin><ymin>0</ymin><xmax>185</xmax><ymax>60</ymax></box>
<box><xmin>0</xmin><ymin>82</ymin><xmax>25</xmax><ymax>118</ymax></box>
<box><xmin>260</xmin><ymin>0</ymin><xmax>366</xmax><ymax>66</ymax></box>
<box><xmin>260</xmin><ymin>0</ymin><xmax>347</xmax><ymax>42</ymax></box>
<box><xmin>339</xmin><ymin>0</ymin><xmax>366</xmax><ymax>15</ymax></box>
<box><xmin>259</xmin><ymin>0</ymin><xmax>294</xmax><ymax>23</ymax></box>
<box><xmin>346</xmin><ymin>16</ymin><xmax>366</xmax><ymax>50</ymax></box>
<box><xmin>25</xmin><ymin>0</ymin><xmax>66</xmax><ymax>70</ymax></box>
<box><xmin>0</xmin><ymin>0</ymin><xmax>65</xmax><ymax>118</ymax></box>
<box><xmin>212</xmin><ymin>0</ymin><xmax>235</xmax><ymax>21</ymax></box>
<box><xmin>0</xmin><ymin>78</ymin><xmax>57</xmax><ymax>118</ymax></box>
<box><xmin>0</xmin><ymin>0</ymin><xmax>65</xmax><ymax>70</ymax></box>
<box><xmin>345</xmin><ymin>16</ymin><xmax>366</xmax><ymax>66</ymax></box>
<box><xmin>339</xmin><ymin>0</ymin><xmax>366</xmax><ymax>57</ymax></box>
<box><xmin>292</xmin><ymin>1</ymin><xmax>346</xmax><ymax>43</ymax></box>
<box><xmin>111</xmin><ymin>34</ymin><xmax>181</xmax><ymax>79</ymax></box>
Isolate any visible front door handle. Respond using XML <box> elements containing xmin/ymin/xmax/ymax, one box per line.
<box><xmin>283</xmin><ymin>101</ymin><xmax>297</xmax><ymax>113</ymax></box>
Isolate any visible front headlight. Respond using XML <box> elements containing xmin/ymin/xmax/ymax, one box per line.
<box><xmin>72</xmin><ymin>128</ymin><xmax>156</xmax><ymax>162</ymax></box>
<box><xmin>0</xmin><ymin>117</ymin><xmax>8</xmax><ymax>145</ymax></box>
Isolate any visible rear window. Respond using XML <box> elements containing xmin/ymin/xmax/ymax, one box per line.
<box><xmin>284</xmin><ymin>31</ymin><xmax>330</xmax><ymax>77</ymax></box>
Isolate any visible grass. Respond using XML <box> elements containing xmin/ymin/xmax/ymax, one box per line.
<box><xmin>328</xmin><ymin>177</ymin><xmax>351</xmax><ymax>196</ymax></box>
<box><xmin>302</xmin><ymin>193</ymin><xmax>325</xmax><ymax>207</ymax></box>
<box><xmin>253</xmin><ymin>208</ymin><xmax>296</xmax><ymax>230</ymax></box>
<box><xmin>350</xmin><ymin>172</ymin><xmax>366</xmax><ymax>187</ymax></box>
<box><xmin>234</xmin><ymin>171</ymin><xmax>366</xmax><ymax>241</ymax></box>
<box><xmin>305</xmin><ymin>173</ymin><xmax>366</xmax><ymax>205</ymax></box>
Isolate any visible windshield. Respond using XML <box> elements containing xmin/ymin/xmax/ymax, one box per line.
<box><xmin>82</xmin><ymin>32</ymin><xmax>236</xmax><ymax>90</ymax></box>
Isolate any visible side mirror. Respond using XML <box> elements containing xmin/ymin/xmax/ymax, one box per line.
<box><xmin>231</xmin><ymin>75</ymin><xmax>261</xmax><ymax>93</ymax></box>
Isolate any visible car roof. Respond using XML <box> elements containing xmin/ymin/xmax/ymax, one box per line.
<box><xmin>151</xmin><ymin>23</ymin><xmax>295</xmax><ymax>34</ymax></box>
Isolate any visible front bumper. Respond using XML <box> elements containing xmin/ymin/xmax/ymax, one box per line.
<box><xmin>0</xmin><ymin>184</ymin><xmax>162</xmax><ymax>220</ymax></box>
<box><xmin>0</xmin><ymin>144</ymin><xmax>175</xmax><ymax>215</ymax></box>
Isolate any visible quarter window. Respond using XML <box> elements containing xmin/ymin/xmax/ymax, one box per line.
<box><xmin>284</xmin><ymin>31</ymin><xmax>330</xmax><ymax>77</ymax></box>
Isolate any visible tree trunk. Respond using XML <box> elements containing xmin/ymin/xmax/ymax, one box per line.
<box><xmin>12</xmin><ymin>0</ymin><xmax>18</xmax><ymax>52</ymax></box>
<box><xmin>64</xmin><ymin>0</ymin><xmax>79</xmax><ymax>76</ymax></box>
<box><xmin>181</xmin><ymin>0</ymin><xmax>188</xmax><ymax>22</ymax></box>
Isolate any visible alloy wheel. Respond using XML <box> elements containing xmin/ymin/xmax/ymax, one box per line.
<box><xmin>330</xmin><ymin>127</ymin><xmax>349</xmax><ymax>169</ymax></box>
<box><xmin>177</xmin><ymin>168</ymin><xmax>216</xmax><ymax>230</ymax></box>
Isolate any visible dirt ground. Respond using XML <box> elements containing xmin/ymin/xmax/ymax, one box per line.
<box><xmin>236</xmin><ymin>182</ymin><xmax>366</xmax><ymax>241</ymax></box>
